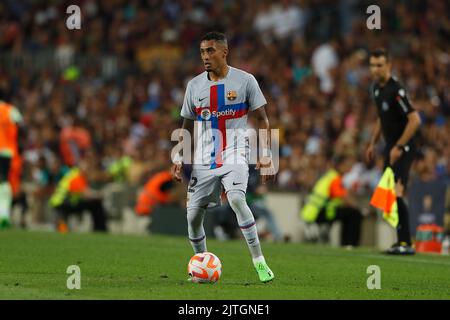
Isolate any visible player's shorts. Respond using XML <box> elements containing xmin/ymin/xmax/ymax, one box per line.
<box><xmin>186</xmin><ymin>164</ymin><xmax>249</xmax><ymax>209</ymax></box>
<box><xmin>0</xmin><ymin>155</ymin><xmax>12</xmax><ymax>182</ymax></box>
<box><xmin>384</xmin><ymin>144</ymin><xmax>415</xmax><ymax>189</ymax></box>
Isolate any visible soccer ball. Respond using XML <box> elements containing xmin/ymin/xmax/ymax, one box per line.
<box><xmin>188</xmin><ymin>252</ymin><xmax>222</xmax><ymax>283</ymax></box>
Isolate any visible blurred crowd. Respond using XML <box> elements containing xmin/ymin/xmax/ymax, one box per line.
<box><xmin>0</xmin><ymin>0</ymin><xmax>449</xmax><ymax>226</ymax></box>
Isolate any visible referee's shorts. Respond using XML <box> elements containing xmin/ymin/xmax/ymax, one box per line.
<box><xmin>383</xmin><ymin>145</ymin><xmax>415</xmax><ymax>189</ymax></box>
<box><xmin>0</xmin><ymin>155</ymin><xmax>12</xmax><ymax>182</ymax></box>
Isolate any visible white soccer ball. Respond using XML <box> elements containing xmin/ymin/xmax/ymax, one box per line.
<box><xmin>187</xmin><ymin>252</ymin><xmax>222</xmax><ymax>283</ymax></box>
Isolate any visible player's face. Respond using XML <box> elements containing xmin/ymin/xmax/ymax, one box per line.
<box><xmin>200</xmin><ymin>40</ymin><xmax>227</xmax><ymax>72</ymax></box>
<box><xmin>369</xmin><ymin>56</ymin><xmax>391</xmax><ymax>82</ymax></box>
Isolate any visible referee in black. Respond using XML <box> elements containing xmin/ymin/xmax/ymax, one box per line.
<box><xmin>366</xmin><ymin>48</ymin><xmax>421</xmax><ymax>255</ymax></box>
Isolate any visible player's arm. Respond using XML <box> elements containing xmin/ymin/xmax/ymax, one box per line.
<box><xmin>389</xmin><ymin>111</ymin><xmax>421</xmax><ymax>166</ymax></box>
<box><xmin>254</xmin><ymin>106</ymin><xmax>275</xmax><ymax>184</ymax></box>
<box><xmin>394</xmin><ymin>112</ymin><xmax>421</xmax><ymax>147</ymax></box>
<box><xmin>389</xmin><ymin>86</ymin><xmax>421</xmax><ymax>165</ymax></box>
<box><xmin>365</xmin><ymin>118</ymin><xmax>381</xmax><ymax>163</ymax></box>
<box><xmin>256</xmin><ymin>105</ymin><xmax>270</xmax><ymax>146</ymax></box>
<box><xmin>246</xmin><ymin>73</ymin><xmax>274</xmax><ymax>184</ymax></box>
<box><xmin>172</xmin><ymin>81</ymin><xmax>196</xmax><ymax>183</ymax></box>
<box><xmin>171</xmin><ymin>118</ymin><xmax>193</xmax><ymax>183</ymax></box>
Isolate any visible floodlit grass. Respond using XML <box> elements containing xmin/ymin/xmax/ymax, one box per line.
<box><xmin>1</xmin><ymin>230</ymin><xmax>449</xmax><ymax>299</ymax></box>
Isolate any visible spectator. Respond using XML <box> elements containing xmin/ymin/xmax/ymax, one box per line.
<box><xmin>135</xmin><ymin>170</ymin><xmax>177</xmax><ymax>216</ymax></box>
<box><xmin>311</xmin><ymin>39</ymin><xmax>339</xmax><ymax>94</ymax></box>
<box><xmin>49</xmin><ymin>158</ymin><xmax>107</xmax><ymax>233</ymax></box>
<box><xmin>300</xmin><ymin>154</ymin><xmax>363</xmax><ymax>247</ymax></box>
<box><xmin>0</xmin><ymin>1</ymin><xmax>446</xmax><ymax>231</ymax></box>
<box><xmin>59</xmin><ymin>118</ymin><xmax>92</xmax><ymax>167</ymax></box>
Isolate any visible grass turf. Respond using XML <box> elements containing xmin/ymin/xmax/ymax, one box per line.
<box><xmin>0</xmin><ymin>229</ymin><xmax>449</xmax><ymax>300</ymax></box>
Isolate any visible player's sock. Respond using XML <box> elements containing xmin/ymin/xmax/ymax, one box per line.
<box><xmin>252</xmin><ymin>255</ymin><xmax>266</xmax><ymax>265</ymax></box>
<box><xmin>239</xmin><ymin>218</ymin><xmax>263</xmax><ymax>258</ymax></box>
<box><xmin>227</xmin><ymin>191</ymin><xmax>263</xmax><ymax>259</ymax></box>
<box><xmin>187</xmin><ymin>206</ymin><xmax>207</xmax><ymax>253</ymax></box>
<box><xmin>396</xmin><ymin>197</ymin><xmax>412</xmax><ymax>246</ymax></box>
<box><xmin>0</xmin><ymin>182</ymin><xmax>12</xmax><ymax>224</ymax></box>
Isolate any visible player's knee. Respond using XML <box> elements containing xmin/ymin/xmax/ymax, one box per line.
<box><xmin>226</xmin><ymin>190</ymin><xmax>246</xmax><ymax>210</ymax></box>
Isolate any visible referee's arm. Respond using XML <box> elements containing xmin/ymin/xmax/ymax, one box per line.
<box><xmin>394</xmin><ymin>111</ymin><xmax>421</xmax><ymax>147</ymax></box>
<box><xmin>366</xmin><ymin>118</ymin><xmax>381</xmax><ymax>163</ymax></box>
<box><xmin>389</xmin><ymin>88</ymin><xmax>421</xmax><ymax>165</ymax></box>
<box><xmin>389</xmin><ymin>110</ymin><xmax>421</xmax><ymax>165</ymax></box>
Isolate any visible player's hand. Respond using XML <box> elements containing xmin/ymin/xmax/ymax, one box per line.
<box><xmin>365</xmin><ymin>143</ymin><xmax>375</xmax><ymax>163</ymax></box>
<box><xmin>389</xmin><ymin>146</ymin><xmax>402</xmax><ymax>166</ymax></box>
<box><xmin>256</xmin><ymin>156</ymin><xmax>275</xmax><ymax>185</ymax></box>
<box><xmin>171</xmin><ymin>163</ymin><xmax>183</xmax><ymax>183</ymax></box>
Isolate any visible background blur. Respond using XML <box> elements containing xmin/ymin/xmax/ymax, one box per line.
<box><xmin>1</xmin><ymin>0</ymin><xmax>449</xmax><ymax>247</ymax></box>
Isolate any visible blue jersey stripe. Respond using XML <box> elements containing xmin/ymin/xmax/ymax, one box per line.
<box><xmin>210</xmin><ymin>84</ymin><xmax>225</xmax><ymax>168</ymax></box>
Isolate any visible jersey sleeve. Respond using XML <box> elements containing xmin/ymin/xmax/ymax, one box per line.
<box><xmin>180</xmin><ymin>81</ymin><xmax>196</xmax><ymax>120</ymax></box>
<box><xmin>395</xmin><ymin>85</ymin><xmax>414</xmax><ymax>116</ymax></box>
<box><xmin>246</xmin><ymin>74</ymin><xmax>267</xmax><ymax>111</ymax></box>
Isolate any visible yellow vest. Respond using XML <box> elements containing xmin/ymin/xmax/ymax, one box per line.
<box><xmin>49</xmin><ymin>168</ymin><xmax>82</xmax><ymax>207</ymax></box>
<box><xmin>300</xmin><ymin>169</ymin><xmax>343</xmax><ymax>222</ymax></box>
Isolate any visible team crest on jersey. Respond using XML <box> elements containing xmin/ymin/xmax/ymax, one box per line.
<box><xmin>201</xmin><ymin>109</ymin><xmax>211</xmax><ymax>120</ymax></box>
<box><xmin>227</xmin><ymin>90</ymin><xmax>237</xmax><ymax>101</ymax></box>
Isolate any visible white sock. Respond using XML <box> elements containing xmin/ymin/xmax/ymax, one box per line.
<box><xmin>189</xmin><ymin>235</ymin><xmax>207</xmax><ymax>254</ymax></box>
<box><xmin>0</xmin><ymin>182</ymin><xmax>12</xmax><ymax>219</ymax></box>
<box><xmin>187</xmin><ymin>206</ymin><xmax>207</xmax><ymax>253</ymax></box>
<box><xmin>227</xmin><ymin>191</ymin><xmax>264</xmax><ymax>260</ymax></box>
<box><xmin>239</xmin><ymin>219</ymin><xmax>263</xmax><ymax>259</ymax></box>
<box><xmin>252</xmin><ymin>255</ymin><xmax>266</xmax><ymax>265</ymax></box>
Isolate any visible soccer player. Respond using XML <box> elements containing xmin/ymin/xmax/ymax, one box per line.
<box><xmin>0</xmin><ymin>94</ymin><xmax>23</xmax><ymax>229</ymax></box>
<box><xmin>171</xmin><ymin>32</ymin><xmax>275</xmax><ymax>282</ymax></box>
<box><xmin>366</xmin><ymin>48</ymin><xmax>421</xmax><ymax>255</ymax></box>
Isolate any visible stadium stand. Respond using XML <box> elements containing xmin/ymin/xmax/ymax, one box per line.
<box><xmin>0</xmin><ymin>0</ymin><xmax>448</xmax><ymax>242</ymax></box>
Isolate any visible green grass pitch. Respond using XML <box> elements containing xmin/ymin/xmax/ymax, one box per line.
<box><xmin>1</xmin><ymin>230</ymin><xmax>449</xmax><ymax>299</ymax></box>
